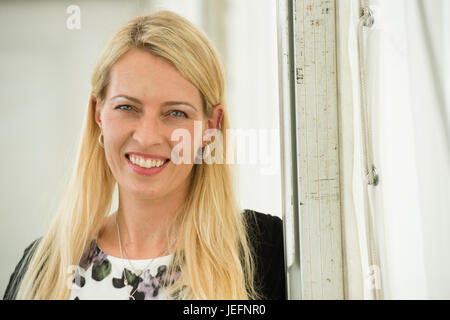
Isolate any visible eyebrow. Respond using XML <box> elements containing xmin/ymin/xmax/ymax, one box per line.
<box><xmin>110</xmin><ymin>95</ymin><xmax>198</xmax><ymax>112</ymax></box>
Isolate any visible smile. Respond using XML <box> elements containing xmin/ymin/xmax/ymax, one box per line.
<box><xmin>125</xmin><ymin>154</ymin><xmax>170</xmax><ymax>176</ymax></box>
<box><xmin>128</xmin><ymin>154</ymin><xmax>168</xmax><ymax>168</ymax></box>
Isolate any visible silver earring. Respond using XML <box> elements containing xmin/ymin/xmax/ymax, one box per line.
<box><xmin>203</xmin><ymin>143</ymin><xmax>211</xmax><ymax>156</ymax></box>
<box><xmin>98</xmin><ymin>133</ymin><xmax>104</xmax><ymax>148</ymax></box>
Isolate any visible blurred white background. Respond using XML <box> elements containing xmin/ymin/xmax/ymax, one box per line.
<box><xmin>337</xmin><ymin>0</ymin><xmax>450</xmax><ymax>299</ymax></box>
<box><xmin>0</xmin><ymin>0</ymin><xmax>281</xmax><ymax>296</ymax></box>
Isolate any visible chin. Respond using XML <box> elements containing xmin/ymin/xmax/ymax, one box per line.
<box><xmin>133</xmin><ymin>188</ymin><xmax>165</xmax><ymax>199</ymax></box>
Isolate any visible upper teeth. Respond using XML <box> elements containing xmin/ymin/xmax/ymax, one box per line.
<box><xmin>130</xmin><ymin>155</ymin><xmax>166</xmax><ymax>168</ymax></box>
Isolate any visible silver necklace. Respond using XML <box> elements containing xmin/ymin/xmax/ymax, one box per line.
<box><xmin>115</xmin><ymin>213</ymin><xmax>168</xmax><ymax>299</ymax></box>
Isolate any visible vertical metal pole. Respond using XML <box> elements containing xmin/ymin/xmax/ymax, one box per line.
<box><xmin>278</xmin><ymin>0</ymin><xmax>344</xmax><ymax>299</ymax></box>
<box><xmin>277</xmin><ymin>0</ymin><xmax>302</xmax><ymax>300</ymax></box>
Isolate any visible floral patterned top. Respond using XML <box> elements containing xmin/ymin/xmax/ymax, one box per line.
<box><xmin>4</xmin><ymin>210</ymin><xmax>286</xmax><ymax>300</ymax></box>
<box><xmin>69</xmin><ymin>239</ymin><xmax>179</xmax><ymax>300</ymax></box>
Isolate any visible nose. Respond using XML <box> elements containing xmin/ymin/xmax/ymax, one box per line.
<box><xmin>132</xmin><ymin>112</ymin><xmax>165</xmax><ymax>147</ymax></box>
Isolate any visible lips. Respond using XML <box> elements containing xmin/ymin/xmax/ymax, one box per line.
<box><xmin>125</xmin><ymin>153</ymin><xmax>170</xmax><ymax>165</ymax></box>
<box><xmin>126</xmin><ymin>154</ymin><xmax>170</xmax><ymax>176</ymax></box>
<box><xmin>125</xmin><ymin>152</ymin><xmax>170</xmax><ymax>162</ymax></box>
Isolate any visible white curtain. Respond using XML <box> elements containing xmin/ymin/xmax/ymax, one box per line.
<box><xmin>340</xmin><ymin>0</ymin><xmax>450</xmax><ymax>299</ymax></box>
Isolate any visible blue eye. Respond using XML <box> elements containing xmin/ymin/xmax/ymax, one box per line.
<box><xmin>116</xmin><ymin>105</ymin><xmax>133</xmax><ymax>111</ymax></box>
<box><xmin>170</xmin><ymin>110</ymin><xmax>188</xmax><ymax>118</ymax></box>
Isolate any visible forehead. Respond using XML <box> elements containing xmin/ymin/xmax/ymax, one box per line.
<box><xmin>106</xmin><ymin>49</ymin><xmax>202</xmax><ymax>106</ymax></box>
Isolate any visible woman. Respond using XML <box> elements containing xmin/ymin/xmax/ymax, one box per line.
<box><xmin>3</xmin><ymin>10</ymin><xmax>285</xmax><ymax>300</ymax></box>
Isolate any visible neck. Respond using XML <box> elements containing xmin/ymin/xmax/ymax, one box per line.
<box><xmin>114</xmin><ymin>183</ymin><xmax>187</xmax><ymax>259</ymax></box>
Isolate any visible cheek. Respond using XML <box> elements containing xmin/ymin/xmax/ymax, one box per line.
<box><xmin>102</xmin><ymin>121</ymin><xmax>130</xmax><ymax>165</ymax></box>
<box><xmin>103</xmin><ymin>126</ymin><xmax>126</xmax><ymax>150</ymax></box>
<box><xmin>103</xmin><ymin>112</ymin><xmax>134</xmax><ymax>137</ymax></box>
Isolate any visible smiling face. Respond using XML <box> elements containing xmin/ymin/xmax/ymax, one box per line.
<box><xmin>94</xmin><ymin>48</ymin><xmax>221</xmax><ymax>200</ymax></box>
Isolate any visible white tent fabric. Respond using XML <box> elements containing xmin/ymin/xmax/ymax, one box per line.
<box><xmin>339</xmin><ymin>0</ymin><xmax>450</xmax><ymax>299</ymax></box>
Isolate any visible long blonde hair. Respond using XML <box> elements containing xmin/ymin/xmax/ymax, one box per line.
<box><xmin>16</xmin><ymin>10</ymin><xmax>260</xmax><ymax>300</ymax></box>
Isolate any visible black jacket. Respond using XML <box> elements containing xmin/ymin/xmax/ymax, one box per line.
<box><xmin>3</xmin><ymin>209</ymin><xmax>286</xmax><ymax>300</ymax></box>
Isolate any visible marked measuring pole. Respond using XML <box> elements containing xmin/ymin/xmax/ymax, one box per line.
<box><xmin>278</xmin><ymin>0</ymin><xmax>344</xmax><ymax>299</ymax></box>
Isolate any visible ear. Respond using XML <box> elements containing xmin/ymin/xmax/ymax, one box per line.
<box><xmin>92</xmin><ymin>94</ymin><xmax>102</xmax><ymax>131</ymax></box>
<box><xmin>208</xmin><ymin>104</ymin><xmax>223</xmax><ymax>130</ymax></box>
<box><xmin>203</xmin><ymin>104</ymin><xmax>224</xmax><ymax>147</ymax></box>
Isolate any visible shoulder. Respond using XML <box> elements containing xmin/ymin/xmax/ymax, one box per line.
<box><xmin>3</xmin><ymin>237</ymin><xmax>42</xmax><ymax>300</ymax></box>
<box><xmin>244</xmin><ymin>209</ymin><xmax>283</xmax><ymax>232</ymax></box>
<box><xmin>242</xmin><ymin>209</ymin><xmax>286</xmax><ymax>300</ymax></box>
<box><xmin>243</xmin><ymin>209</ymin><xmax>283</xmax><ymax>248</ymax></box>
